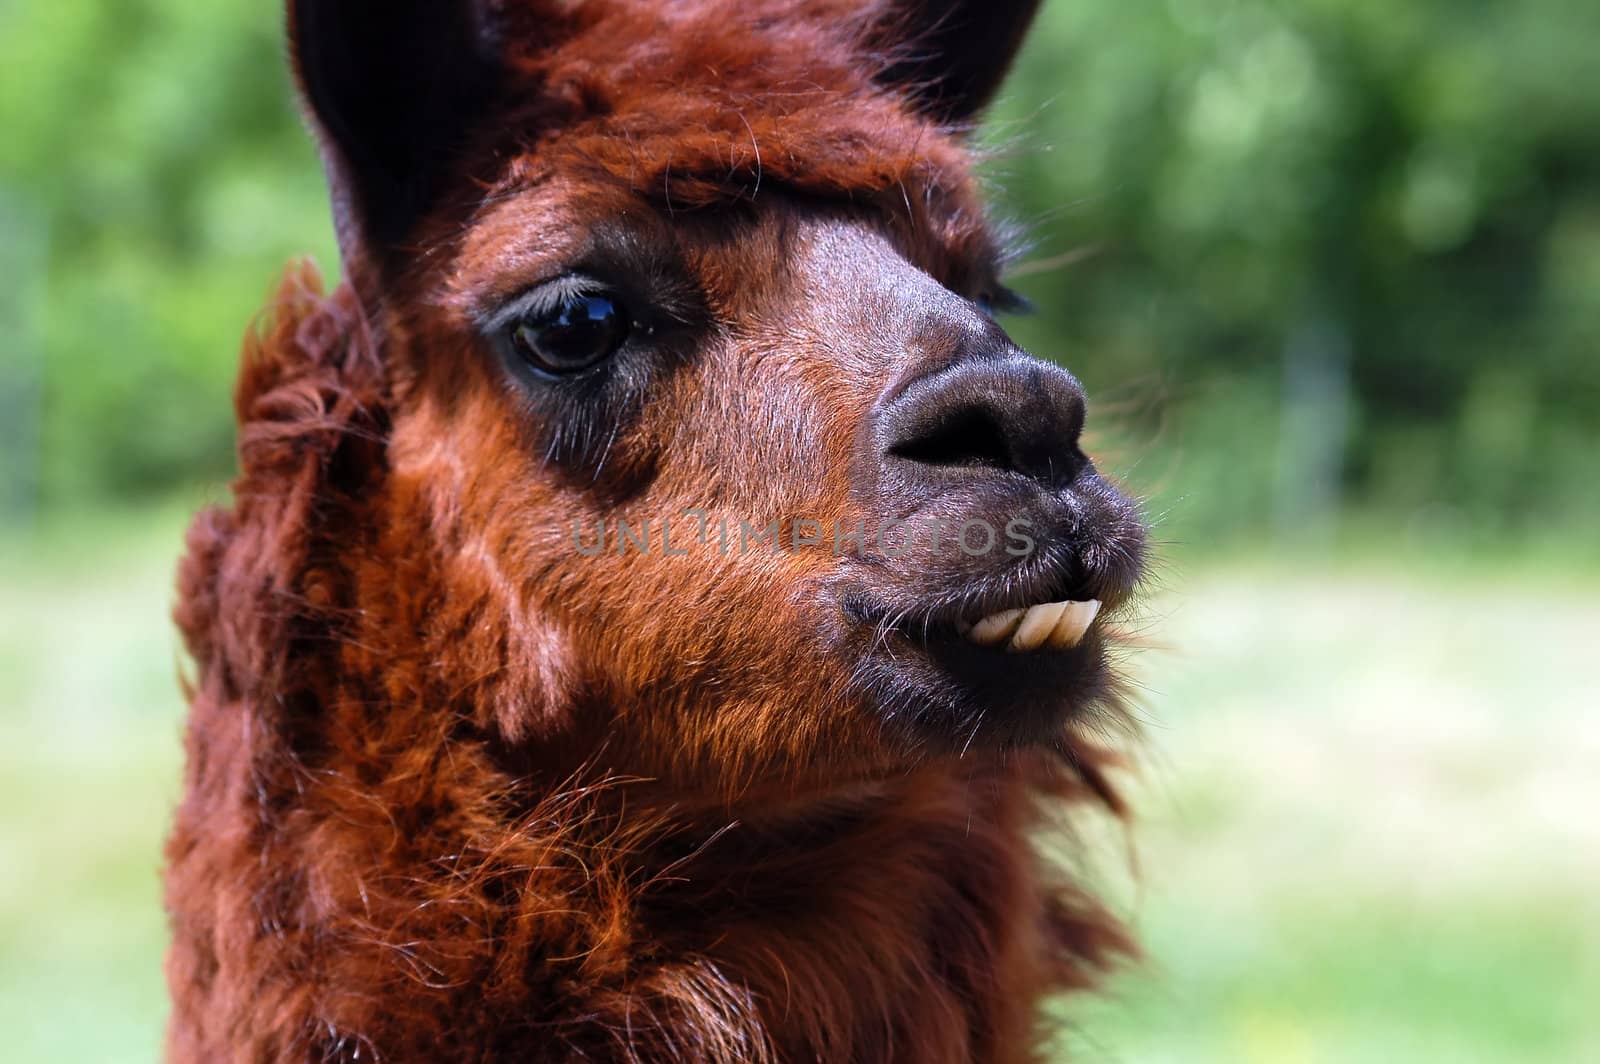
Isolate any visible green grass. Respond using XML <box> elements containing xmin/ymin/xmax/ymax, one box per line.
<box><xmin>2</xmin><ymin>501</ymin><xmax>1595</xmax><ymax>1062</ymax></box>
<box><xmin>0</xmin><ymin>499</ymin><xmax>201</xmax><ymax>1062</ymax></box>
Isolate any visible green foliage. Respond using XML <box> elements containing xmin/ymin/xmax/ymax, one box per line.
<box><xmin>0</xmin><ymin>0</ymin><xmax>1594</xmax><ymax>546</ymax></box>
<box><xmin>0</xmin><ymin>0</ymin><xmax>334</xmax><ymax>504</ymax></box>
<box><xmin>991</xmin><ymin>0</ymin><xmax>1600</xmax><ymax>543</ymax></box>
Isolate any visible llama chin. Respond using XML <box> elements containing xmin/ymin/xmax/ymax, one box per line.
<box><xmin>165</xmin><ymin>3</ymin><xmax>1147</xmax><ymax>1061</ymax></box>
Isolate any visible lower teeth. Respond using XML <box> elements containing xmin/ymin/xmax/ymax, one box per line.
<box><xmin>961</xmin><ymin>599</ymin><xmax>1102</xmax><ymax>652</ymax></box>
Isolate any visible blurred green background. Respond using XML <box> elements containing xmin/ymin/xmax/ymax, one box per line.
<box><xmin>1</xmin><ymin>1</ymin><xmax>1595</xmax><ymax>1061</ymax></box>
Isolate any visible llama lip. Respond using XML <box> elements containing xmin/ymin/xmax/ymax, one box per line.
<box><xmin>833</xmin><ymin>513</ymin><xmax>1140</xmax><ymax>743</ymax></box>
<box><xmin>834</xmin><ymin>531</ymin><xmax>1137</xmax><ymax>649</ymax></box>
<box><xmin>957</xmin><ymin>599</ymin><xmax>1101</xmax><ymax>652</ymax></box>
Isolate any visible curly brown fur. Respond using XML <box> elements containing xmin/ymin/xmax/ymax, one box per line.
<box><xmin>165</xmin><ymin>3</ymin><xmax>1146</xmax><ymax>1061</ymax></box>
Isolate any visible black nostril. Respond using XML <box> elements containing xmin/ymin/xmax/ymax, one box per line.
<box><xmin>880</xmin><ymin>353</ymin><xmax>1088</xmax><ymax>489</ymax></box>
<box><xmin>887</xmin><ymin>403</ymin><xmax>1013</xmax><ymax>472</ymax></box>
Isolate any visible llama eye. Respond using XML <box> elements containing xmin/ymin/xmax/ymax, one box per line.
<box><xmin>509</xmin><ymin>291</ymin><xmax>630</xmax><ymax>375</ymax></box>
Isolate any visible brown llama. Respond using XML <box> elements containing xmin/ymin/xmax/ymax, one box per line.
<box><xmin>164</xmin><ymin>1</ymin><xmax>1148</xmax><ymax>1060</ymax></box>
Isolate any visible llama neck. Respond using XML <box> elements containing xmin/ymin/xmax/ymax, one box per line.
<box><xmin>167</xmin><ymin>683</ymin><xmax>1123</xmax><ymax>1062</ymax></box>
<box><xmin>618</xmin><ymin>768</ymin><xmax>1074</xmax><ymax>1062</ymax></box>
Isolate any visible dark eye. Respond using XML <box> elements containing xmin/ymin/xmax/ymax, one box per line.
<box><xmin>509</xmin><ymin>291</ymin><xmax>630</xmax><ymax>375</ymax></box>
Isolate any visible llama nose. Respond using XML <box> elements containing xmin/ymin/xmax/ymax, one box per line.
<box><xmin>880</xmin><ymin>352</ymin><xmax>1088</xmax><ymax>490</ymax></box>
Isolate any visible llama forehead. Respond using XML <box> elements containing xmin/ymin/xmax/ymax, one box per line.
<box><xmin>489</xmin><ymin>74</ymin><xmax>984</xmax><ymax>217</ymax></box>
<box><xmin>443</xmin><ymin>88</ymin><xmax>1006</xmax><ymax>315</ymax></box>
<box><xmin>447</xmin><ymin>180</ymin><xmax>1003</xmax><ymax>335</ymax></box>
<box><xmin>447</xmin><ymin>0</ymin><xmax>998</xmax><ymax>254</ymax></box>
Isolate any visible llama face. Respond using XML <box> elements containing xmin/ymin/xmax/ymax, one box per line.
<box><xmin>290</xmin><ymin>0</ymin><xmax>1145</xmax><ymax>794</ymax></box>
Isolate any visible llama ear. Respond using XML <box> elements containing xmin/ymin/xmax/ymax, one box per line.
<box><xmin>871</xmin><ymin>0</ymin><xmax>1044</xmax><ymax>124</ymax></box>
<box><xmin>288</xmin><ymin>0</ymin><xmax>502</xmax><ymax>268</ymax></box>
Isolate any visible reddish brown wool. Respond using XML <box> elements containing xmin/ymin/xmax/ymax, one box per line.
<box><xmin>165</xmin><ymin>2</ymin><xmax>1147</xmax><ymax>1060</ymax></box>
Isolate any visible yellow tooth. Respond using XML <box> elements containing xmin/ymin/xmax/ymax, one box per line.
<box><xmin>1047</xmin><ymin>599</ymin><xmax>1102</xmax><ymax>649</ymax></box>
<box><xmin>966</xmin><ymin>608</ymin><xmax>1025</xmax><ymax>647</ymax></box>
<box><xmin>1008</xmin><ymin>601</ymin><xmax>1069</xmax><ymax>653</ymax></box>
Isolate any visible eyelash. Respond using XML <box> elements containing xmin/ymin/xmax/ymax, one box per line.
<box><xmin>978</xmin><ymin>286</ymin><xmax>1028</xmax><ymax>316</ymax></box>
<box><xmin>487</xmin><ymin>274</ymin><xmax>609</xmax><ymax>331</ymax></box>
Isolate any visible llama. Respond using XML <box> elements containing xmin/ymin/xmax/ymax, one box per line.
<box><xmin>164</xmin><ymin>1</ymin><xmax>1148</xmax><ymax>1060</ymax></box>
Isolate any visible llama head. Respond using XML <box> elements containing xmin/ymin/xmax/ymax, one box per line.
<box><xmin>279</xmin><ymin>0</ymin><xmax>1146</xmax><ymax>799</ymax></box>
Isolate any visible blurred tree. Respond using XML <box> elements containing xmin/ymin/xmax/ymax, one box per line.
<box><xmin>991</xmin><ymin>0</ymin><xmax>1600</xmax><ymax>545</ymax></box>
<box><xmin>0</xmin><ymin>0</ymin><xmax>334</xmax><ymax>506</ymax></box>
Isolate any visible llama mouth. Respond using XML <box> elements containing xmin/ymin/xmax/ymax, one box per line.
<box><xmin>956</xmin><ymin>599</ymin><xmax>1102</xmax><ymax>652</ymax></box>
<box><xmin>834</xmin><ymin>542</ymin><xmax>1128</xmax><ymax>658</ymax></box>
<box><xmin>832</xmin><ymin>490</ymin><xmax>1143</xmax><ymax>742</ymax></box>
